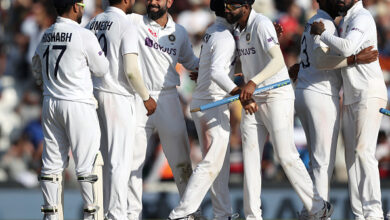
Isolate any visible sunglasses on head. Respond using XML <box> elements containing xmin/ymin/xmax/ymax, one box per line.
<box><xmin>224</xmin><ymin>2</ymin><xmax>245</xmax><ymax>11</ymax></box>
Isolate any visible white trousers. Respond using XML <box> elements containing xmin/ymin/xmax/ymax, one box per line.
<box><xmin>343</xmin><ymin>98</ymin><xmax>386</xmax><ymax>220</ymax></box>
<box><xmin>240</xmin><ymin>98</ymin><xmax>324</xmax><ymax>220</ymax></box>
<box><xmin>41</xmin><ymin>96</ymin><xmax>100</xmax><ymax>219</ymax></box>
<box><xmin>127</xmin><ymin>89</ymin><xmax>192</xmax><ymax>220</ymax></box>
<box><xmin>94</xmin><ymin>91</ymin><xmax>136</xmax><ymax>220</ymax></box>
<box><xmin>295</xmin><ymin>89</ymin><xmax>340</xmax><ymax>202</ymax></box>
<box><xmin>169</xmin><ymin>99</ymin><xmax>232</xmax><ymax>220</ymax></box>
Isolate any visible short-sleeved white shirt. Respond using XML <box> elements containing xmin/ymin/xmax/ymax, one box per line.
<box><xmin>320</xmin><ymin>1</ymin><xmax>387</xmax><ymax>104</ymax></box>
<box><xmin>128</xmin><ymin>14</ymin><xmax>199</xmax><ymax>92</ymax></box>
<box><xmin>296</xmin><ymin>9</ymin><xmax>342</xmax><ymax>97</ymax></box>
<box><xmin>234</xmin><ymin>10</ymin><xmax>294</xmax><ymax>102</ymax></box>
<box><xmin>33</xmin><ymin>17</ymin><xmax>108</xmax><ymax>105</ymax></box>
<box><xmin>87</xmin><ymin>7</ymin><xmax>139</xmax><ymax>96</ymax></box>
<box><xmin>192</xmin><ymin>17</ymin><xmax>237</xmax><ymax>101</ymax></box>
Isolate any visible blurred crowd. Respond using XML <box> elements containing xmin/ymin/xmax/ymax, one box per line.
<box><xmin>1</xmin><ymin>0</ymin><xmax>390</xmax><ymax>189</ymax></box>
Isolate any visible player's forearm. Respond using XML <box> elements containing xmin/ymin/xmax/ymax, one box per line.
<box><xmin>320</xmin><ymin>31</ymin><xmax>361</xmax><ymax>57</ymax></box>
<box><xmin>123</xmin><ymin>53</ymin><xmax>150</xmax><ymax>101</ymax></box>
<box><xmin>314</xmin><ymin>47</ymin><xmax>348</xmax><ymax>70</ymax></box>
<box><xmin>250</xmin><ymin>45</ymin><xmax>285</xmax><ymax>85</ymax></box>
<box><xmin>210</xmin><ymin>68</ymin><xmax>237</xmax><ymax>94</ymax></box>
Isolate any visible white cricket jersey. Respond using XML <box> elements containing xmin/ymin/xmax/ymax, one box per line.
<box><xmin>320</xmin><ymin>1</ymin><xmax>387</xmax><ymax>105</ymax></box>
<box><xmin>87</xmin><ymin>7</ymin><xmax>139</xmax><ymax>96</ymax></box>
<box><xmin>296</xmin><ymin>9</ymin><xmax>342</xmax><ymax>97</ymax></box>
<box><xmin>234</xmin><ymin>10</ymin><xmax>294</xmax><ymax>102</ymax></box>
<box><xmin>128</xmin><ymin>14</ymin><xmax>199</xmax><ymax>92</ymax></box>
<box><xmin>192</xmin><ymin>17</ymin><xmax>237</xmax><ymax>101</ymax></box>
<box><xmin>33</xmin><ymin>17</ymin><xmax>109</xmax><ymax>105</ymax></box>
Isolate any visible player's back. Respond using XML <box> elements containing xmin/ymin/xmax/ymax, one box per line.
<box><xmin>35</xmin><ymin>17</ymin><xmax>108</xmax><ymax>105</ymax></box>
<box><xmin>192</xmin><ymin>18</ymin><xmax>235</xmax><ymax>100</ymax></box>
<box><xmin>88</xmin><ymin>7</ymin><xmax>138</xmax><ymax>96</ymax></box>
<box><xmin>296</xmin><ymin>10</ymin><xmax>342</xmax><ymax>97</ymax></box>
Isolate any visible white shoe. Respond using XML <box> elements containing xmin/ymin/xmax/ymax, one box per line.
<box><xmin>313</xmin><ymin>202</ymin><xmax>333</xmax><ymax>220</ymax></box>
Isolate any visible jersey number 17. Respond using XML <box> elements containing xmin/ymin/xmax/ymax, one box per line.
<box><xmin>42</xmin><ymin>45</ymin><xmax>67</xmax><ymax>80</ymax></box>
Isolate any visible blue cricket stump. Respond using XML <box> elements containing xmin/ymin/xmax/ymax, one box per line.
<box><xmin>380</xmin><ymin>108</ymin><xmax>390</xmax><ymax>117</ymax></box>
<box><xmin>190</xmin><ymin>79</ymin><xmax>291</xmax><ymax>112</ymax></box>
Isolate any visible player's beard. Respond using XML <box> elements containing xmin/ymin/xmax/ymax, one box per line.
<box><xmin>226</xmin><ymin>10</ymin><xmax>243</xmax><ymax>24</ymax></box>
<box><xmin>337</xmin><ymin>0</ymin><xmax>354</xmax><ymax>16</ymax></box>
<box><xmin>76</xmin><ymin>11</ymin><xmax>83</xmax><ymax>24</ymax></box>
<box><xmin>147</xmin><ymin>3</ymin><xmax>167</xmax><ymax>20</ymax></box>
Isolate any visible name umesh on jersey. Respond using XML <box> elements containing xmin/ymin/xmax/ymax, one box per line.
<box><xmin>41</xmin><ymin>32</ymin><xmax>72</xmax><ymax>43</ymax></box>
<box><xmin>89</xmin><ymin>20</ymin><xmax>114</xmax><ymax>31</ymax></box>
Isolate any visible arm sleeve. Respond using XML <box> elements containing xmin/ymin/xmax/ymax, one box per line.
<box><xmin>257</xmin><ymin>17</ymin><xmax>280</xmax><ymax>52</ymax></box>
<box><xmin>83</xmin><ymin>31</ymin><xmax>109</xmax><ymax>77</ymax></box>
<box><xmin>320</xmin><ymin>15</ymin><xmax>370</xmax><ymax>57</ymax></box>
<box><xmin>250</xmin><ymin>45</ymin><xmax>285</xmax><ymax>85</ymax></box>
<box><xmin>121</xmin><ymin>24</ymin><xmax>139</xmax><ymax>55</ymax></box>
<box><xmin>209</xmin><ymin>36</ymin><xmax>237</xmax><ymax>93</ymax></box>
<box><xmin>313</xmin><ymin>47</ymin><xmax>348</xmax><ymax>70</ymax></box>
<box><xmin>178</xmin><ymin>29</ymin><xmax>199</xmax><ymax>71</ymax></box>
<box><xmin>123</xmin><ymin>53</ymin><xmax>150</xmax><ymax>101</ymax></box>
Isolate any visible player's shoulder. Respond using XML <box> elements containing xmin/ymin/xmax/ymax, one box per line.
<box><xmin>209</xmin><ymin>25</ymin><xmax>234</xmax><ymax>42</ymax></box>
<box><xmin>253</xmin><ymin>12</ymin><xmax>272</xmax><ymax>24</ymax></box>
<box><xmin>172</xmin><ymin>21</ymin><xmax>188</xmax><ymax>34</ymax></box>
<box><xmin>127</xmin><ymin>13</ymin><xmax>144</xmax><ymax>25</ymax></box>
<box><xmin>352</xmin><ymin>7</ymin><xmax>374</xmax><ymax>24</ymax></box>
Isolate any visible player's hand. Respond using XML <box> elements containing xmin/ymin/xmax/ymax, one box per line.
<box><xmin>288</xmin><ymin>63</ymin><xmax>300</xmax><ymax>82</ymax></box>
<box><xmin>274</xmin><ymin>22</ymin><xmax>284</xmax><ymax>38</ymax></box>
<box><xmin>310</xmin><ymin>21</ymin><xmax>325</xmax><ymax>35</ymax></box>
<box><xmin>143</xmin><ymin>96</ymin><xmax>157</xmax><ymax>116</ymax></box>
<box><xmin>356</xmin><ymin>46</ymin><xmax>378</xmax><ymax>64</ymax></box>
<box><xmin>190</xmin><ymin>72</ymin><xmax>198</xmax><ymax>81</ymax></box>
<box><xmin>240</xmin><ymin>80</ymin><xmax>256</xmax><ymax>101</ymax></box>
<box><xmin>241</xmin><ymin>99</ymin><xmax>259</xmax><ymax>115</ymax></box>
<box><xmin>229</xmin><ymin>87</ymin><xmax>241</xmax><ymax>96</ymax></box>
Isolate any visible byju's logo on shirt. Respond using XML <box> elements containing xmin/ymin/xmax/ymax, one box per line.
<box><xmin>237</xmin><ymin>47</ymin><xmax>256</xmax><ymax>56</ymax></box>
<box><xmin>145</xmin><ymin>37</ymin><xmax>177</xmax><ymax>55</ymax></box>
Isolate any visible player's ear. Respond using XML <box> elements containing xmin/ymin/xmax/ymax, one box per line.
<box><xmin>167</xmin><ymin>0</ymin><xmax>173</xmax><ymax>9</ymax></box>
<box><xmin>72</xmin><ymin>3</ymin><xmax>78</xmax><ymax>13</ymax></box>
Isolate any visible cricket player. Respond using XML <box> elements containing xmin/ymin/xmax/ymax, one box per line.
<box><xmin>126</xmin><ymin>0</ymin><xmax>199</xmax><ymax>219</ymax></box>
<box><xmin>224</xmin><ymin>0</ymin><xmax>333</xmax><ymax>219</ymax></box>
<box><xmin>167</xmin><ymin>0</ymin><xmax>246</xmax><ymax>219</ymax></box>
<box><xmin>86</xmin><ymin>0</ymin><xmax>157</xmax><ymax>219</ymax></box>
<box><xmin>32</xmin><ymin>0</ymin><xmax>109</xmax><ymax>219</ymax></box>
<box><xmin>293</xmin><ymin>0</ymin><xmax>379</xmax><ymax>219</ymax></box>
<box><xmin>311</xmin><ymin>0</ymin><xmax>388</xmax><ymax>219</ymax></box>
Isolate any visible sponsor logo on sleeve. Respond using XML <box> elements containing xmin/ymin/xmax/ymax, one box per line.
<box><xmin>351</xmin><ymin>27</ymin><xmax>363</xmax><ymax>34</ymax></box>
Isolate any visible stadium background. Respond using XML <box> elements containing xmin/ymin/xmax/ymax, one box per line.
<box><xmin>0</xmin><ymin>0</ymin><xmax>390</xmax><ymax>219</ymax></box>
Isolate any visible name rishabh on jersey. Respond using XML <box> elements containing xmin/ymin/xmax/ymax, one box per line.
<box><xmin>234</xmin><ymin>10</ymin><xmax>293</xmax><ymax>102</ymax></box>
<box><xmin>33</xmin><ymin>17</ymin><xmax>108</xmax><ymax>105</ymax></box>
<box><xmin>87</xmin><ymin>7</ymin><xmax>139</xmax><ymax>97</ymax></box>
<box><xmin>127</xmin><ymin>13</ymin><xmax>199</xmax><ymax>92</ymax></box>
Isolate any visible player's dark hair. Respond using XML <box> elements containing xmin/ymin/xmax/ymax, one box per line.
<box><xmin>55</xmin><ymin>4</ymin><xmax>73</xmax><ymax>16</ymax></box>
<box><xmin>109</xmin><ymin>0</ymin><xmax>122</xmax><ymax>5</ymax></box>
<box><xmin>54</xmin><ymin>0</ymin><xmax>81</xmax><ymax>16</ymax></box>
